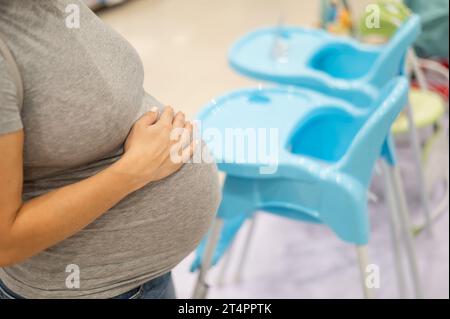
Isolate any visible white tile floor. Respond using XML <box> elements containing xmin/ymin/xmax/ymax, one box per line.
<box><xmin>99</xmin><ymin>0</ymin><xmax>450</xmax><ymax>299</ymax></box>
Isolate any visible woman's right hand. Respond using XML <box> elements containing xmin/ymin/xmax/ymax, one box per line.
<box><xmin>114</xmin><ymin>106</ymin><xmax>196</xmax><ymax>191</ymax></box>
<box><xmin>0</xmin><ymin>105</ymin><xmax>198</xmax><ymax>266</ymax></box>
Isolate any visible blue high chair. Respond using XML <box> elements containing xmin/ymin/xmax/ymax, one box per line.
<box><xmin>192</xmin><ymin>77</ymin><xmax>413</xmax><ymax>299</ymax></box>
<box><xmin>227</xmin><ymin>14</ymin><xmax>433</xmax><ymax>238</ymax></box>
<box><xmin>228</xmin><ymin>15</ymin><xmax>420</xmax><ymax>101</ymax></box>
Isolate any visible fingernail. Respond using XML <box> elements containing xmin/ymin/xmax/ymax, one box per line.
<box><xmin>151</xmin><ymin>106</ymin><xmax>159</xmax><ymax>112</ymax></box>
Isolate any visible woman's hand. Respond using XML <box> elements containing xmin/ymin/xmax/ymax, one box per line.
<box><xmin>0</xmin><ymin>106</ymin><xmax>197</xmax><ymax>266</ymax></box>
<box><xmin>114</xmin><ymin>106</ymin><xmax>196</xmax><ymax>191</ymax></box>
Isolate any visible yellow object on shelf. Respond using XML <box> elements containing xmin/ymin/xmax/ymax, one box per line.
<box><xmin>392</xmin><ymin>88</ymin><xmax>446</xmax><ymax>134</ymax></box>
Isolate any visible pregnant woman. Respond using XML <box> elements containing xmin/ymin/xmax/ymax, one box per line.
<box><xmin>0</xmin><ymin>1</ymin><xmax>220</xmax><ymax>299</ymax></box>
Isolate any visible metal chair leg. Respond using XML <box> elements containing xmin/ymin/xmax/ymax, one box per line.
<box><xmin>234</xmin><ymin>214</ymin><xmax>258</xmax><ymax>283</ymax></box>
<box><xmin>407</xmin><ymin>49</ymin><xmax>434</xmax><ymax>235</ymax></box>
<box><xmin>404</xmin><ymin>102</ymin><xmax>434</xmax><ymax>235</ymax></box>
<box><xmin>408</xmin><ymin>49</ymin><xmax>429</xmax><ymax>91</ymax></box>
<box><xmin>217</xmin><ymin>239</ymin><xmax>235</xmax><ymax>286</ymax></box>
<box><xmin>381</xmin><ymin>161</ymin><xmax>407</xmax><ymax>298</ymax></box>
<box><xmin>192</xmin><ymin>218</ymin><xmax>224</xmax><ymax>299</ymax></box>
<box><xmin>390</xmin><ymin>165</ymin><xmax>424</xmax><ymax>299</ymax></box>
<box><xmin>356</xmin><ymin>245</ymin><xmax>376</xmax><ymax>299</ymax></box>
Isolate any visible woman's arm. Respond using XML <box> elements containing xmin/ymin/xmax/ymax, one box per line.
<box><xmin>0</xmin><ymin>106</ymin><xmax>194</xmax><ymax>267</ymax></box>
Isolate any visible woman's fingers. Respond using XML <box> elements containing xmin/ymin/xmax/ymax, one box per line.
<box><xmin>137</xmin><ymin>107</ymin><xmax>159</xmax><ymax>126</ymax></box>
<box><xmin>156</xmin><ymin>107</ymin><xmax>194</xmax><ymax>158</ymax></box>
<box><xmin>170</xmin><ymin>112</ymin><xmax>186</xmax><ymax>142</ymax></box>
<box><xmin>158</xmin><ymin>106</ymin><xmax>174</xmax><ymax>126</ymax></box>
<box><xmin>185</xmin><ymin>120</ymin><xmax>193</xmax><ymax>134</ymax></box>
<box><xmin>168</xmin><ymin>131</ymin><xmax>197</xmax><ymax>165</ymax></box>
<box><xmin>172</xmin><ymin>111</ymin><xmax>185</xmax><ymax>128</ymax></box>
<box><xmin>172</xmin><ymin>120</ymin><xmax>193</xmax><ymax>151</ymax></box>
<box><xmin>180</xmin><ymin>138</ymin><xmax>198</xmax><ymax>163</ymax></box>
<box><xmin>180</xmin><ymin>121</ymin><xmax>193</xmax><ymax>149</ymax></box>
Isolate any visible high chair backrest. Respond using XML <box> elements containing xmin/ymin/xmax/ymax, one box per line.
<box><xmin>340</xmin><ymin>77</ymin><xmax>409</xmax><ymax>187</ymax></box>
<box><xmin>369</xmin><ymin>14</ymin><xmax>421</xmax><ymax>88</ymax></box>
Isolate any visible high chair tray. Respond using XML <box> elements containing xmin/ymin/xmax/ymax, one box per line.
<box><xmin>197</xmin><ymin>87</ymin><xmax>361</xmax><ymax>178</ymax></box>
<box><xmin>229</xmin><ymin>26</ymin><xmax>381</xmax><ymax>86</ymax></box>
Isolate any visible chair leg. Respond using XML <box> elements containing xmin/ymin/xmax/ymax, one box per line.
<box><xmin>407</xmin><ymin>49</ymin><xmax>434</xmax><ymax>235</ymax></box>
<box><xmin>234</xmin><ymin>214</ymin><xmax>258</xmax><ymax>282</ymax></box>
<box><xmin>356</xmin><ymin>245</ymin><xmax>376</xmax><ymax>299</ymax></box>
<box><xmin>381</xmin><ymin>161</ymin><xmax>407</xmax><ymax>298</ymax></box>
<box><xmin>408</xmin><ymin>49</ymin><xmax>429</xmax><ymax>91</ymax></box>
<box><xmin>390</xmin><ymin>165</ymin><xmax>424</xmax><ymax>299</ymax></box>
<box><xmin>405</xmin><ymin>102</ymin><xmax>434</xmax><ymax>235</ymax></box>
<box><xmin>217</xmin><ymin>238</ymin><xmax>235</xmax><ymax>286</ymax></box>
<box><xmin>192</xmin><ymin>218</ymin><xmax>224</xmax><ymax>299</ymax></box>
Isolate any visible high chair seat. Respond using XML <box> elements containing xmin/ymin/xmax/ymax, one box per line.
<box><xmin>229</xmin><ymin>15</ymin><xmax>421</xmax><ymax>103</ymax></box>
<box><xmin>192</xmin><ymin>79</ymin><xmax>410</xmax><ymax>273</ymax></box>
<box><xmin>191</xmin><ymin>15</ymin><xmax>425</xmax><ymax>299</ymax></box>
<box><xmin>230</xmin><ymin>26</ymin><xmax>379</xmax><ymax>90</ymax></box>
<box><xmin>198</xmin><ymin>87</ymin><xmax>366</xmax><ymax>178</ymax></box>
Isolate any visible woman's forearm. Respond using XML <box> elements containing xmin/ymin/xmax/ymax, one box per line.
<box><xmin>0</xmin><ymin>159</ymin><xmax>138</xmax><ymax>267</ymax></box>
<box><xmin>0</xmin><ymin>107</ymin><xmax>189</xmax><ymax>267</ymax></box>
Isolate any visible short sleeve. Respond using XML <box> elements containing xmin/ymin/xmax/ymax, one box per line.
<box><xmin>0</xmin><ymin>56</ymin><xmax>23</xmax><ymax>135</ymax></box>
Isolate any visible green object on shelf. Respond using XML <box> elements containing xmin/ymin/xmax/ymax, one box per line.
<box><xmin>359</xmin><ymin>0</ymin><xmax>411</xmax><ymax>40</ymax></box>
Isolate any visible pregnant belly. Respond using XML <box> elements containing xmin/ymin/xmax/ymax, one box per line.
<box><xmin>14</xmin><ymin>159</ymin><xmax>221</xmax><ymax>294</ymax></box>
<box><xmin>80</xmin><ymin>160</ymin><xmax>221</xmax><ymax>270</ymax></box>
<box><xmin>94</xmin><ymin>160</ymin><xmax>221</xmax><ymax>255</ymax></box>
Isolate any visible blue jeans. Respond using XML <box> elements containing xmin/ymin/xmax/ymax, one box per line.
<box><xmin>0</xmin><ymin>272</ymin><xmax>176</xmax><ymax>299</ymax></box>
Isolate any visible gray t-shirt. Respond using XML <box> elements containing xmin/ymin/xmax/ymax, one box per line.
<box><xmin>0</xmin><ymin>0</ymin><xmax>220</xmax><ymax>298</ymax></box>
